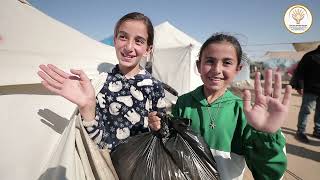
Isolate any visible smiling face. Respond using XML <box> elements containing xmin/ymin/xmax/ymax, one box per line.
<box><xmin>114</xmin><ymin>20</ymin><xmax>152</xmax><ymax>75</ymax></box>
<box><xmin>197</xmin><ymin>41</ymin><xmax>241</xmax><ymax>97</ymax></box>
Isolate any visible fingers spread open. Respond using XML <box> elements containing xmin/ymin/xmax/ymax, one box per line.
<box><xmin>273</xmin><ymin>71</ymin><xmax>282</xmax><ymax>99</ymax></box>
<box><xmin>254</xmin><ymin>72</ymin><xmax>262</xmax><ymax>97</ymax></box>
<box><xmin>282</xmin><ymin>85</ymin><xmax>292</xmax><ymax>106</ymax></box>
<box><xmin>37</xmin><ymin>71</ymin><xmax>62</xmax><ymax>90</ymax></box>
<box><xmin>243</xmin><ymin>89</ymin><xmax>252</xmax><ymax>112</ymax></box>
<box><xmin>264</xmin><ymin>69</ymin><xmax>272</xmax><ymax>96</ymax></box>
<box><xmin>70</xmin><ymin>69</ymin><xmax>90</xmax><ymax>82</ymax></box>
<box><xmin>41</xmin><ymin>81</ymin><xmax>60</xmax><ymax>95</ymax></box>
<box><xmin>39</xmin><ymin>64</ymin><xmax>65</xmax><ymax>84</ymax></box>
<box><xmin>48</xmin><ymin>64</ymin><xmax>70</xmax><ymax>79</ymax></box>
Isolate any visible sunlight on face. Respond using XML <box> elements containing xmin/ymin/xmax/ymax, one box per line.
<box><xmin>114</xmin><ymin>20</ymin><xmax>151</xmax><ymax>74</ymax></box>
<box><xmin>198</xmin><ymin>42</ymin><xmax>241</xmax><ymax>96</ymax></box>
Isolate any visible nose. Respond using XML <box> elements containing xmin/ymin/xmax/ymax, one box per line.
<box><xmin>210</xmin><ymin>62</ymin><xmax>222</xmax><ymax>74</ymax></box>
<box><xmin>124</xmin><ymin>40</ymin><xmax>134</xmax><ymax>52</ymax></box>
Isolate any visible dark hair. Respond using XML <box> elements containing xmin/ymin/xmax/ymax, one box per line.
<box><xmin>114</xmin><ymin>12</ymin><xmax>154</xmax><ymax>47</ymax></box>
<box><xmin>198</xmin><ymin>33</ymin><xmax>242</xmax><ymax>65</ymax></box>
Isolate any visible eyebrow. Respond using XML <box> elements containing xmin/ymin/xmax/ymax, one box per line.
<box><xmin>204</xmin><ymin>56</ymin><xmax>234</xmax><ymax>61</ymax></box>
<box><xmin>118</xmin><ymin>31</ymin><xmax>147</xmax><ymax>42</ymax></box>
<box><xmin>204</xmin><ymin>56</ymin><xmax>215</xmax><ymax>60</ymax></box>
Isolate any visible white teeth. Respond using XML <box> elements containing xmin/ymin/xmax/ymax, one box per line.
<box><xmin>121</xmin><ymin>52</ymin><xmax>135</xmax><ymax>58</ymax></box>
<box><xmin>209</xmin><ymin>77</ymin><xmax>222</xmax><ymax>81</ymax></box>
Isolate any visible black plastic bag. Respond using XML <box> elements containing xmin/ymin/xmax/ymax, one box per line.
<box><xmin>111</xmin><ymin>114</ymin><xmax>220</xmax><ymax>180</ymax></box>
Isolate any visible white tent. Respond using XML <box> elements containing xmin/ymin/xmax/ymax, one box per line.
<box><xmin>152</xmin><ymin>22</ymin><xmax>202</xmax><ymax>102</ymax></box>
<box><xmin>0</xmin><ymin>0</ymin><xmax>117</xmax><ymax>179</ymax></box>
<box><xmin>0</xmin><ymin>0</ymin><xmax>117</xmax><ymax>86</ymax></box>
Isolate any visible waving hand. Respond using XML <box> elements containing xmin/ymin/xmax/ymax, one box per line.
<box><xmin>38</xmin><ymin>64</ymin><xmax>96</xmax><ymax>120</ymax></box>
<box><xmin>243</xmin><ymin>69</ymin><xmax>292</xmax><ymax>133</ymax></box>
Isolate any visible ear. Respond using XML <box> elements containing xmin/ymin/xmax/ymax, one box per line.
<box><xmin>196</xmin><ymin>60</ymin><xmax>201</xmax><ymax>73</ymax></box>
<box><xmin>113</xmin><ymin>35</ymin><xmax>117</xmax><ymax>46</ymax></box>
<box><xmin>143</xmin><ymin>45</ymin><xmax>153</xmax><ymax>57</ymax></box>
<box><xmin>236</xmin><ymin>64</ymin><xmax>242</xmax><ymax>73</ymax></box>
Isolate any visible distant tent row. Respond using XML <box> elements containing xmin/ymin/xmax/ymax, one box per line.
<box><xmin>263</xmin><ymin>51</ymin><xmax>307</xmax><ymax>61</ymax></box>
<box><xmin>260</xmin><ymin>51</ymin><xmax>306</xmax><ymax>69</ymax></box>
<box><xmin>292</xmin><ymin>41</ymin><xmax>320</xmax><ymax>52</ymax></box>
<box><xmin>259</xmin><ymin>41</ymin><xmax>320</xmax><ymax>70</ymax></box>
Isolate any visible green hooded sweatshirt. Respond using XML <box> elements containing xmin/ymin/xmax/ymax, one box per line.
<box><xmin>172</xmin><ymin>86</ymin><xmax>287</xmax><ymax>180</ymax></box>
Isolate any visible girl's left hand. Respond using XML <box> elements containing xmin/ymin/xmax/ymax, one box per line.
<box><xmin>242</xmin><ymin>69</ymin><xmax>292</xmax><ymax>133</ymax></box>
<box><xmin>148</xmin><ymin>111</ymin><xmax>161</xmax><ymax>131</ymax></box>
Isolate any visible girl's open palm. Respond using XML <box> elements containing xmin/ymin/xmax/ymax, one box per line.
<box><xmin>38</xmin><ymin>64</ymin><xmax>95</xmax><ymax>108</ymax></box>
<box><xmin>242</xmin><ymin>69</ymin><xmax>292</xmax><ymax>133</ymax></box>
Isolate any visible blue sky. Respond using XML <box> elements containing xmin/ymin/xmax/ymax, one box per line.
<box><xmin>29</xmin><ymin>0</ymin><xmax>319</xmax><ymax>58</ymax></box>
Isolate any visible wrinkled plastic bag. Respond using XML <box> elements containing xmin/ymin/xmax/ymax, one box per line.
<box><xmin>111</xmin><ymin>114</ymin><xmax>220</xmax><ymax>180</ymax></box>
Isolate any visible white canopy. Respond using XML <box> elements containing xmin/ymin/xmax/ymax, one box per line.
<box><xmin>0</xmin><ymin>0</ymin><xmax>117</xmax><ymax>86</ymax></box>
<box><xmin>152</xmin><ymin>22</ymin><xmax>202</xmax><ymax>102</ymax></box>
<box><xmin>0</xmin><ymin>0</ymin><xmax>117</xmax><ymax>179</ymax></box>
<box><xmin>154</xmin><ymin>21</ymin><xmax>202</xmax><ymax>48</ymax></box>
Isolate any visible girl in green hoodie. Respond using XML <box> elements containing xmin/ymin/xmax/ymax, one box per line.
<box><xmin>149</xmin><ymin>33</ymin><xmax>292</xmax><ymax>180</ymax></box>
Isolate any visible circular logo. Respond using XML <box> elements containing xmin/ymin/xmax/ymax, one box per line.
<box><xmin>284</xmin><ymin>5</ymin><xmax>312</xmax><ymax>34</ymax></box>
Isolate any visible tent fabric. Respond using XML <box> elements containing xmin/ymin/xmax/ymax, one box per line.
<box><xmin>153</xmin><ymin>45</ymin><xmax>201</xmax><ymax>97</ymax></box>
<box><xmin>0</xmin><ymin>0</ymin><xmax>118</xmax><ymax>179</ymax></box>
<box><xmin>0</xmin><ymin>75</ymin><xmax>118</xmax><ymax>180</ymax></box>
<box><xmin>38</xmin><ymin>72</ymin><xmax>118</xmax><ymax>180</ymax></box>
<box><xmin>0</xmin><ymin>93</ymin><xmax>77</xmax><ymax>179</ymax></box>
<box><xmin>154</xmin><ymin>21</ymin><xmax>202</xmax><ymax>48</ymax></box>
<box><xmin>0</xmin><ymin>0</ymin><xmax>118</xmax><ymax>86</ymax></box>
<box><xmin>292</xmin><ymin>41</ymin><xmax>320</xmax><ymax>52</ymax></box>
<box><xmin>152</xmin><ymin>22</ymin><xmax>202</xmax><ymax>102</ymax></box>
<box><xmin>74</xmin><ymin>114</ymin><xmax>118</xmax><ymax>180</ymax></box>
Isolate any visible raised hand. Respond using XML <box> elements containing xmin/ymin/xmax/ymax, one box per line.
<box><xmin>242</xmin><ymin>69</ymin><xmax>292</xmax><ymax>133</ymax></box>
<box><xmin>38</xmin><ymin>64</ymin><xmax>96</xmax><ymax>120</ymax></box>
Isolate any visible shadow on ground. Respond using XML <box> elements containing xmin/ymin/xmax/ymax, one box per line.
<box><xmin>282</xmin><ymin>127</ymin><xmax>320</xmax><ymax>162</ymax></box>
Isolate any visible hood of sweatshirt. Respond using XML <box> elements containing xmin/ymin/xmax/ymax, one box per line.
<box><xmin>190</xmin><ymin>85</ymin><xmax>242</xmax><ymax>107</ymax></box>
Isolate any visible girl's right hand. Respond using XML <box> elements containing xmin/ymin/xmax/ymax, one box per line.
<box><xmin>38</xmin><ymin>64</ymin><xmax>96</xmax><ymax>120</ymax></box>
<box><xmin>148</xmin><ymin>111</ymin><xmax>161</xmax><ymax>131</ymax></box>
<box><xmin>242</xmin><ymin>69</ymin><xmax>292</xmax><ymax>133</ymax></box>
